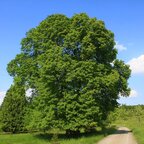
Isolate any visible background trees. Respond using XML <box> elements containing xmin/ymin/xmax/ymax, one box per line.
<box><xmin>1</xmin><ymin>83</ymin><xmax>27</xmax><ymax>133</ymax></box>
<box><xmin>6</xmin><ymin>13</ymin><xmax>131</xmax><ymax>134</ymax></box>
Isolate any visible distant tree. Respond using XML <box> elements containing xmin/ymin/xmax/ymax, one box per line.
<box><xmin>1</xmin><ymin>82</ymin><xmax>27</xmax><ymax>133</ymax></box>
<box><xmin>0</xmin><ymin>107</ymin><xmax>2</xmax><ymax>131</ymax></box>
<box><xmin>134</xmin><ymin>105</ymin><xmax>143</xmax><ymax>125</ymax></box>
<box><xmin>7</xmin><ymin>13</ymin><xmax>131</xmax><ymax>134</ymax></box>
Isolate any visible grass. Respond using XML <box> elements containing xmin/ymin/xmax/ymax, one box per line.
<box><xmin>0</xmin><ymin>132</ymin><xmax>102</xmax><ymax>144</ymax></box>
<box><xmin>0</xmin><ymin>127</ymin><xmax>116</xmax><ymax>144</ymax></box>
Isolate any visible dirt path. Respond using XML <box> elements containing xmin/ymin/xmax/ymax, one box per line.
<box><xmin>97</xmin><ymin>127</ymin><xmax>137</xmax><ymax>144</ymax></box>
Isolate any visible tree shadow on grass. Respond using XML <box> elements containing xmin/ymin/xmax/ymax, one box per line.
<box><xmin>33</xmin><ymin>126</ymin><xmax>117</xmax><ymax>142</ymax></box>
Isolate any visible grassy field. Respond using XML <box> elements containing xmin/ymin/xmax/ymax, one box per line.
<box><xmin>0</xmin><ymin>127</ymin><xmax>117</xmax><ymax>144</ymax></box>
<box><xmin>0</xmin><ymin>132</ymin><xmax>103</xmax><ymax>144</ymax></box>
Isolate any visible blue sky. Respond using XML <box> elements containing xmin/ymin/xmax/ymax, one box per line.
<box><xmin>0</xmin><ymin>0</ymin><xmax>144</xmax><ymax>105</ymax></box>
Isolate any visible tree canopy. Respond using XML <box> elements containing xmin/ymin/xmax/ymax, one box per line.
<box><xmin>7</xmin><ymin>13</ymin><xmax>131</xmax><ymax>133</ymax></box>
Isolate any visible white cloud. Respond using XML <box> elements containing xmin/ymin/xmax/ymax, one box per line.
<box><xmin>115</xmin><ymin>41</ymin><xmax>127</xmax><ymax>51</ymax></box>
<box><xmin>0</xmin><ymin>91</ymin><xmax>6</xmax><ymax>105</ymax></box>
<box><xmin>129</xmin><ymin>89</ymin><xmax>138</xmax><ymax>97</ymax></box>
<box><xmin>127</xmin><ymin>55</ymin><xmax>144</xmax><ymax>74</ymax></box>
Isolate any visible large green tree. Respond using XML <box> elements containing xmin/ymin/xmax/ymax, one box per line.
<box><xmin>1</xmin><ymin>83</ymin><xmax>27</xmax><ymax>133</ymax></box>
<box><xmin>7</xmin><ymin>13</ymin><xmax>131</xmax><ymax>133</ymax></box>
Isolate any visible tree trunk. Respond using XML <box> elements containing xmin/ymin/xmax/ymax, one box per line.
<box><xmin>66</xmin><ymin>129</ymin><xmax>80</xmax><ymax>136</ymax></box>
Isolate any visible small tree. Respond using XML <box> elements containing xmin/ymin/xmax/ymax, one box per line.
<box><xmin>0</xmin><ymin>107</ymin><xmax>2</xmax><ymax>131</ymax></box>
<box><xmin>1</xmin><ymin>82</ymin><xmax>27</xmax><ymax>133</ymax></box>
<box><xmin>135</xmin><ymin>105</ymin><xmax>143</xmax><ymax>126</ymax></box>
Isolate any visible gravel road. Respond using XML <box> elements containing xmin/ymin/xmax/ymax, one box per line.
<box><xmin>97</xmin><ymin>127</ymin><xmax>137</xmax><ymax>144</ymax></box>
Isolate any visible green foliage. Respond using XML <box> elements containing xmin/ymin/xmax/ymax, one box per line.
<box><xmin>7</xmin><ymin>13</ymin><xmax>131</xmax><ymax>133</ymax></box>
<box><xmin>112</xmin><ymin>105</ymin><xmax>144</xmax><ymax>126</ymax></box>
<box><xmin>1</xmin><ymin>83</ymin><xmax>27</xmax><ymax>133</ymax></box>
<box><xmin>0</xmin><ymin>107</ymin><xmax>2</xmax><ymax>132</ymax></box>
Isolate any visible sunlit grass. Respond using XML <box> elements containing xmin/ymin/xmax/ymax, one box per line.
<box><xmin>0</xmin><ymin>126</ymin><xmax>118</xmax><ymax>144</ymax></box>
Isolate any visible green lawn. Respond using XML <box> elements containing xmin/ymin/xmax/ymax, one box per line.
<box><xmin>0</xmin><ymin>127</ymin><xmax>117</xmax><ymax>144</ymax></box>
<box><xmin>0</xmin><ymin>132</ymin><xmax>103</xmax><ymax>144</ymax></box>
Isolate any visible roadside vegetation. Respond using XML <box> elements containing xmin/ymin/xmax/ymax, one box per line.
<box><xmin>109</xmin><ymin>105</ymin><xmax>144</xmax><ymax>144</ymax></box>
